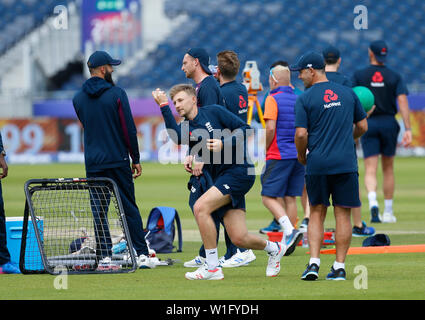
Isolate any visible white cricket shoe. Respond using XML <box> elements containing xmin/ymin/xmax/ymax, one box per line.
<box><xmin>183</xmin><ymin>255</ymin><xmax>206</xmax><ymax>268</ymax></box>
<box><xmin>185</xmin><ymin>265</ymin><xmax>224</xmax><ymax>280</ymax></box>
<box><xmin>266</xmin><ymin>243</ymin><xmax>286</xmax><ymax>277</ymax></box>
<box><xmin>221</xmin><ymin>249</ymin><xmax>256</xmax><ymax>268</ymax></box>
<box><xmin>137</xmin><ymin>254</ymin><xmax>159</xmax><ymax>269</ymax></box>
<box><xmin>382</xmin><ymin>211</ymin><xmax>397</xmax><ymax>223</ymax></box>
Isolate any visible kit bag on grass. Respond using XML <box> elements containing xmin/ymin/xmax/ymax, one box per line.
<box><xmin>145</xmin><ymin>207</ymin><xmax>182</xmax><ymax>253</ymax></box>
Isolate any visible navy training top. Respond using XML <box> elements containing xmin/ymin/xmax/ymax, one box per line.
<box><xmin>196</xmin><ymin>75</ymin><xmax>225</xmax><ymax>107</ymax></box>
<box><xmin>220</xmin><ymin>80</ymin><xmax>249</xmax><ymax>122</ymax></box>
<box><xmin>352</xmin><ymin>65</ymin><xmax>408</xmax><ymax>117</ymax></box>
<box><xmin>295</xmin><ymin>81</ymin><xmax>367</xmax><ymax>175</ymax></box>
<box><xmin>160</xmin><ymin>104</ymin><xmax>254</xmax><ymax>178</ymax></box>
<box><xmin>73</xmin><ymin>77</ymin><xmax>140</xmax><ymax>172</ymax></box>
<box><xmin>326</xmin><ymin>71</ymin><xmax>353</xmax><ymax>87</ymax></box>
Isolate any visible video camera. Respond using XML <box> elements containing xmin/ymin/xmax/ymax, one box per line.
<box><xmin>242</xmin><ymin>61</ymin><xmax>263</xmax><ymax>93</ymax></box>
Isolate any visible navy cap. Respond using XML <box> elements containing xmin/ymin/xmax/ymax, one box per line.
<box><xmin>362</xmin><ymin>234</ymin><xmax>391</xmax><ymax>247</ymax></box>
<box><xmin>322</xmin><ymin>45</ymin><xmax>340</xmax><ymax>61</ymax></box>
<box><xmin>369</xmin><ymin>40</ymin><xmax>388</xmax><ymax>63</ymax></box>
<box><xmin>187</xmin><ymin>47</ymin><xmax>212</xmax><ymax>75</ymax></box>
<box><xmin>289</xmin><ymin>51</ymin><xmax>325</xmax><ymax>71</ymax></box>
<box><xmin>87</xmin><ymin>51</ymin><xmax>121</xmax><ymax>68</ymax></box>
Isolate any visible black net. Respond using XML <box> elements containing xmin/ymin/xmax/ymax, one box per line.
<box><xmin>20</xmin><ymin>178</ymin><xmax>137</xmax><ymax>274</ymax></box>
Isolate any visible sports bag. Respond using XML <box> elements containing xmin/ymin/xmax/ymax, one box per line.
<box><xmin>145</xmin><ymin>207</ymin><xmax>182</xmax><ymax>253</ymax></box>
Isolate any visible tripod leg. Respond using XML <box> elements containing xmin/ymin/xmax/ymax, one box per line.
<box><xmin>255</xmin><ymin>98</ymin><xmax>266</xmax><ymax>128</ymax></box>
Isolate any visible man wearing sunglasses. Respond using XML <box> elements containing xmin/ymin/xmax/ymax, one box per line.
<box><xmin>260</xmin><ymin>65</ymin><xmax>305</xmax><ymax>257</ymax></box>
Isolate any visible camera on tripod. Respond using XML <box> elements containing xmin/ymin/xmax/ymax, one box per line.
<box><xmin>242</xmin><ymin>61</ymin><xmax>263</xmax><ymax>93</ymax></box>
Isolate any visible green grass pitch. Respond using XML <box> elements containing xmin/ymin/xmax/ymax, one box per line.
<box><xmin>0</xmin><ymin>157</ymin><xmax>424</xmax><ymax>300</ymax></box>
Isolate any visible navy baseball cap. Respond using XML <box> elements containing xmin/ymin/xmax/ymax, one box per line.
<box><xmin>289</xmin><ymin>51</ymin><xmax>325</xmax><ymax>71</ymax></box>
<box><xmin>187</xmin><ymin>47</ymin><xmax>212</xmax><ymax>75</ymax></box>
<box><xmin>322</xmin><ymin>45</ymin><xmax>340</xmax><ymax>61</ymax></box>
<box><xmin>369</xmin><ymin>40</ymin><xmax>388</xmax><ymax>63</ymax></box>
<box><xmin>87</xmin><ymin>51</ymin><xmax>121</xmax><ymax>68</ymax></box>
<box><xmin>362</xmin><ymin>234</ymin><xmax>391</xmax><ymax>247</ymax></box>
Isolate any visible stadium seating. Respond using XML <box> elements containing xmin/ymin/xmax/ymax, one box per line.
<box><xmin>8</xmin><ymin>0</ymin><xmax>419</xmax><ymax>92</ymax></box>
<box><xmin>113</xmin><ymin>0</ymin><xmax>425</xmax><ymax>91</ymax></box>
<box><xmin>0</xmin><ymin>0</ymin><xmax>73</xmax><ymax>55</ymax></box>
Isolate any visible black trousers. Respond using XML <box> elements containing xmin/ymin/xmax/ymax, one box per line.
<box><xmin>0</xmin><ymin>181</ymin><xmax>11</xmax><ymax>265</ymax></box>
<box><xmin>87</xmin><ymin>166</ymin><xmax>149</xmax><ymax>258</ymax></box>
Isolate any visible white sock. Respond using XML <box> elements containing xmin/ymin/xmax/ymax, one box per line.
<box><xmin>264</xmin><ymin>240</ymin><xmax>279</xmax><ymax>254</ymax></box>
<box><xmin>278</xmin><ymin>216</ymin><xmax>294</xmax><ymax>236</ymax></box>
<box><xmin>205</xmin><ymin>248</ymin><xmax>219</xmax><ymax>270</ymax></box>
<box><xmin>309</xmin><ymin>257</ymin><xmax>320</xmax><ymax>267</ymax></box>
<box><xmin>368</xmin><ymin>191</ymin><xmax>378</xmax><ymax>209</ymax></box>
<box><xmin>333</xmin><ymin>261</ymin><xmax>345</xmax><ymax>270</ymax></box>
<box><xmin>384</xmin><ymin>199</ymin><xmax>393</xmax><ymax>214</ymax></box>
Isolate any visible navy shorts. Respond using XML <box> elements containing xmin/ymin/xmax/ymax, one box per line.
<box><xmin>305</xmin><ymin>172</ymin><xmax>361</xmax><ymax>208</ymax></box>
<box><xmin>261</xmin><ymin>159</ymin><xmax>305</xmax><ymax>197</ymax></box>
<box><xmin>361</xmin><ymin>115</ymin><xmax>400</xmax><ymax>158</ymax></box>
<box><xmin>214</xmin><ymin>166</ymin><xmax>255</xmax><ymax>214</ymax></box>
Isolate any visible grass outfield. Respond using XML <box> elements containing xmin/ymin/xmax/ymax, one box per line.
<box><xmin>0</xmin><ymin>157</ymin><xmax>424</xmax><ymax>300</ymax></box>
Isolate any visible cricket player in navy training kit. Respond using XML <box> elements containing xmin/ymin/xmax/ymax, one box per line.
<box><xmin>181</xmin><ymin>48</ymin><xmax>250</xmax><ymax>269</ymax></box>
<box><xmin>73</xmin><ymin>51</ymin><xmax>157</xmax><ymax>270</ymax></box>
<box><xmin>291</xmin><ymin>51</ymin><xmax>368</xmax><ymax>281</ymax></box>
<box><xmin>352</xmin><ymin>40</ymin><xmax>412</xmax><ymax>224</ymax></box>
<box><xmin>152</xmin><ymin>84</ymin><xmax>286</xmax><ymax>280</ymax></box>
<box><xmin>323</xmin><ymin>45</ymin><xmax>375</xmax><ymax>237</ymax></box>
<box><xmin>182</xmin><ymin>47</ymin><xmax>224</xmax><ymax>107</ymax></box>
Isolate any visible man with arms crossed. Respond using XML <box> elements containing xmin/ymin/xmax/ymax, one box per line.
<box><xmin>291</xmin><ymin>52</ymin><xmax>368</xmax><ymax>281</ymax></box>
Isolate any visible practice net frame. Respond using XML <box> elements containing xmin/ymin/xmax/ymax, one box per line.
<box><xmin>19</xmin><ymin>178</ymin><xmax>138</xmax><ymax>275</ymax></box>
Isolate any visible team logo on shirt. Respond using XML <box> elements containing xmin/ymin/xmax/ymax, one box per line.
<box><xmin>371</xmin><ymin>71</ymin><xmax>385</xmax><ymax>87</ymax></box>
<box><xmin>238</xmin><ymin>95</ymin><xmax>248</xmax><ymax>114</ymax></box>
<box><xmin>239</xmin><ymin>95</ymin><xmax>247</xmax><ymax>109</ymax></box>
<box><xmin>323</xmin><ymin>89</ymin><xmax>341</xmax><ymax>109</ymax></box>
<box><xmin>189</xmin><ymin>131</ymin><xmax>199</xmax><ymax>141</ymax></box>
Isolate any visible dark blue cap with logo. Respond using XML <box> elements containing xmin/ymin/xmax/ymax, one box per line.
<box><xmin>369</xmin><ymin>40</ymin><xmax>388</xmax><ymax>63</ymax></box>
<box><xmin>87</xmin><ymin>51</ymin><xmax>121</xmax><ymax>68</ymax></box>
<box><xmin>289</xmin><ymin>51</ymin><xmax>326</xmax><ymax>71</ymax></box>
<box><xmin>322</xmin><ymin>45</ymin><xmax>340</xmax><ymax>61</ymax></box>
<box><xmin>187</xmin><ymin>47</ymin><xmax>212</xmax><ymax>75</ymax></box>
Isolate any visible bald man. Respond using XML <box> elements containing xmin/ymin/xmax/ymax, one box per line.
<box><xmin>260</xmin><ymin>65</ymin><xmax>305</xmax><ymax>256</ymax></box>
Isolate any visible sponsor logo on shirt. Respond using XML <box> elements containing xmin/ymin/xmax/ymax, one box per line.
<box><xmin>323</xmin><ymin>89</ymin><xmax>338</xmax><ymax>103</ymax></box>
<box><xmin>323</xmin><ymin>89</ymin><xmax>341</xmax><ymax>109</ymax></box>
<box><xmin>189</xmin><ymin>131</ymin><xmax>199</xmax><ymax>141</ymax></box>
<box><xmin>238</xmin><ymin>95</ymin><xmax>248</xmax><ymax>114</ymax></box>
<box><xmin>239</xmin><ymin>95</ymin><xmax>247</xmax><ymax>109</ymax></box>
<box><xmin>371</xmin><ymin>71</ymin><xmax>385</xmax><ymax>87</ymax></box>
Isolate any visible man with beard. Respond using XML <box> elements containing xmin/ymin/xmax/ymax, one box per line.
<box><xmin>73</xmin><ymin>51</ymin><xmax>156</xmax><ymax>271</ymax></box>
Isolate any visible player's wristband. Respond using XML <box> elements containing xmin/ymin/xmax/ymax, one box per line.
<box><xmin>160</xmin><ymin>102</ymin><xmax>169</xmax><ymax>108</ymax></box>
<box><xmin>405</xmin><ymin>128</ymin><xmax>411</xmax><ymax>131</ymax></box>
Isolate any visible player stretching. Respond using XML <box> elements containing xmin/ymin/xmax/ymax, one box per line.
<box><xmin>152</xmin><ymin>84</ymin><xmax>286</xmax><ymax>280</ymax></box>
